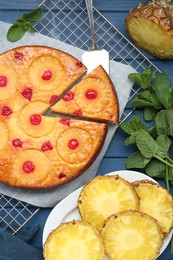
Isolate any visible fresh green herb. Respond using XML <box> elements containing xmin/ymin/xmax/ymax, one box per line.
<box><xmin>7</xmin><ymin>7</ymin><xmax>42</xmax><ymax>42</ymax></box>
<box><xmin>121</xmin><ymin>68</ymin><xmax>173</xmax><ymax>254</ymax></box>
<box><xmin>121</xmin><ymin>68</ymin><xmax>173</xmax><ymax>190</ymax></box>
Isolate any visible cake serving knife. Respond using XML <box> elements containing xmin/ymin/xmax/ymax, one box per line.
<box><xmin>82</xmin><ymin>0</ymin><xmax>109</xmax><ymax>74</ymax></box>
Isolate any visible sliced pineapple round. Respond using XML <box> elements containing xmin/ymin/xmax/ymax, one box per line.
<box><xmin>102</xmin><ymin>210</ymin><xmax>163</xmax><ymax>260</ymax></box>
<box><xmin>0</xmin><ymin>121</ymin><xmax>9</xmax><ymax>150</ymax></box>
<box><xmin>133</xmin><ymin>180</ymin><xmax>173</xmax><ymax>235</ymax></box>
<box><xmin>75</xmin><ymin>78</ymin><xmax>111</xmax><ymax>114</ymax></box>
<box><xmin>56</xmin><ymin>128</ymin><xmax>93</xmax><ymax>164</ymax></box>
<box><xmin>0</xmin><ymin>65</ymin><xmax>18</xmax><ymax>101</ymax></box>
<box><xmin>43</xmin><ymin>220</ymin><xmax>104</xmax><ymax>260</ymax></box>
<box><xmin>19</xmin><ymin>101</ymin><xmax>56</xmax><ymax>137</ymax></box>
<box><xmin>28</xmin><ymin>55</ymin><xmax>65</xmax><ymax>91</ymax></box>
<box><xmin>78</xmin><ymin>175</ymin><xmax>139</xmax><ymax>230</ymax></box>
<box><xmin>13</xmin><ymin>149</ymin><xmax>51</xmax><ymax>186</ymax></box>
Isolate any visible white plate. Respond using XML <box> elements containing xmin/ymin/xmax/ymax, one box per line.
<box><xmin>42</xmin><ymin>170</ymin><xmax>172</xmax><ymax>259</ymax></box>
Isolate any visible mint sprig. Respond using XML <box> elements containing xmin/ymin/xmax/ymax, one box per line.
<box><xmin>7</xmin><ymin>7</ymin><xmax>42</xmax><ymax>42</ymax></box>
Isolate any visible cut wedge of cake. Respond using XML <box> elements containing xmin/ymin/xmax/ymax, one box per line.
<box><xmin>51</xmin><ymin>65</ymin><xmax>119</xmax><ymax>123</ymax></box>
<box><xmin>43</xmin><ymin>220</ymin><xmax>104</xmax><ymax>260</ymax></box>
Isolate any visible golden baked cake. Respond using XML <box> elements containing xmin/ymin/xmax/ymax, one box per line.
<box><xmin>0</xmin><ymin>46</ymin><xmax>109</xmax><ymax>189</ymax></box>
<box><xmin>51</xmin><ymin>65</ymin><xmax>119</xmax><ymax>122</ymax></box>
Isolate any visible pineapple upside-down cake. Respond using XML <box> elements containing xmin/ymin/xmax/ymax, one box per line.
<box><xmin>0</xmin><ymin>45</ymin><xmax>119</xmax><ymax>189</ymax></box>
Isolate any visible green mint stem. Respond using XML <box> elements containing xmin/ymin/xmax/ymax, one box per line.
<box><xmin>154</xmin><ymin>155</ymin><xmax>173</xmax><ymax>169</ymax></box>
<box><xmin>165</xmin><ymin>163</ymin><xmax>170</xmax><ymax>192</ymax></box>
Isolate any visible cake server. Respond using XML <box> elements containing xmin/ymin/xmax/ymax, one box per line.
<box><xmin>82</xmin><ymin>0</ymin><xmax>109</xmax><ymax>74</ymax></box>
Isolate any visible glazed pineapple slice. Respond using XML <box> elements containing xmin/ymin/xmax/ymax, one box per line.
<box><xmin>43</xmin><ymin>220</ymin><xmax>104</xmax><ymax>260</ymax></box>
<box><xmin>133</xmin><ymin>180</ymin><xmax>173</xmax><ymax>235</ymax></box>
<box><xmin>125</xmin><ymin>2</ymin><xmax>173</xmax><ymax>59</ymax></box>
<box><xmin>0</xmin><ymin>64</ymin><xmax>18</xmax><ymax>101</ymax></box>
<box><xmin>102</xmin><ymin>210</ymin><xmax>163</xmax><ymax>260</ymax></box>
<box><xmin>19</xmin><ymin>101</ymin><xmax>56</xmax><ymax>137</ymax></box>
<box><xmin>13</xmin><ymin>149</ymin><xmax>51</xmax><ymax>187</ymax></box>
<box><xmin>78</xmin><ymin>175</ymin><xmax>139</xmax><ymax>230</ymax></box>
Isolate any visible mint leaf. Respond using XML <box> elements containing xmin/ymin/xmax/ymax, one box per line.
<box><xmin>120</xmin><ymin>115</ymin><xmax>147</xmax><ymax>135</ymax></box>
<box><xmin>136</xmin><ymin>129</ymin><xmax>159</xmax><ymax>159</ymax></box>
<box><xmin>23</xmin><ymin>7</ymin><xmax>42</xmax><ymax>22</ymax></box>
<box><xmin>144</xmin><ymin>107</ymin><xmax>157</xmax><ymax>121</ymax></box>
<box><xmin>131</xmin><ymin>90</ymin><xmax>162</xmax><ymax>109</ymax></box>
<box><xmin>153</xmin><ymin>73</ymin><xmax>173</xmax><ymax>109</ymax></box>
<box><xmin>156</xmin><ymin>134</ymin><xmax>171</xmax><ymax>158</ymax></box>
<box><xmin>155</xmin><ymin>109</ymin><xmax>173</xmax><ymax>137</ymax></box>
<box><xmin>125</xmin><ymin>151</ymin><xmax>150</xmax><ymax>169</ymax></box>
<box><xmin>7</xmin><ymin>7</ymin><xmax>42</xmax><ymax>42</ymax></box>
<box><xmin>128</xmin><ymin>68</ymin><xmax>153</xmax><ymax>89</ymax></box>
<box><xmin>7</xmin><ymin>24</ymin><xmax>27</xmax><ymax>42</ymax></box>
<box><xmin>145</xmin><ymin>159</ymin><xmax>166</xmax><ymax>178</ymax></box>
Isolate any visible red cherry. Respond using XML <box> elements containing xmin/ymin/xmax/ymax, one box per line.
<box><xmin>41</xmin><ymin>141</ymin><xmax>53</xmax><ymax>152</ymax></box>
<box><xmin>59</xmin><ymin>173</ymin><xmax>66</xmax><ymax>179</ymax></box>
<box><xmin>60</xmin><ymin>118</ymin><xmax>71</xmax><ymax>126</ymax></box>
<box><xmin>0</xmin><ymin>76</ymin><xmax>7</xmax><ymax>87</ymax></box>
<box><xmin>1</xmin><ymin>106</ymin><xmax>12</xmax><ymax>116</ymax></box>
<box><xmin>68</xmin><ymin>139</ymin><xmax>79</xmax><ymax>150</ymax></box>
<box><xmin>62</xmin><ymin>91</ymin><xmax>74</xmax><ymax>101</ymax></box>
<box><xmin>22</xmin><ymin>161</ymin><xmax>35</xmax><ymax>174</ymax></box>
<box><xmin>30</xmin><ymin>114</ymin><xmax>41</xmax><ymax>125</ymax></box>
<box><xmin>42</xmin><ymin>70</ymin><xmax>52</xmax><ymax>81</ymax></box>
<box><xmin>14</xmin><ymin>52</ymin><xmax>23</xmax><ymax>60</ymax></box>
<box><xmin>73</xmin><ymin>109</ymin><xmax>82</xmax><ymax>116</ymax></box>
<box><xmin>50</xmin><ymin>95</ymin><xmax>58</xmax><ymax>104</ymax></box>
<box><xmin>76</xmin><ymin>61</ymin><xmax>83</xmax><ymax>67</ymax></box>
<box><xmin>85</xmin><ymin>89</ymin><xmax>98</xmax><ymax>99</ymax></box>
<box><xmin>22</xmin><ymin>88</ymin><xmax>33</xmax><ymax>101</ymax></box>
<box><xmin>12</xmin><ymin>139</ymin><xmax>22</xmax><ymax>148</ymax></box>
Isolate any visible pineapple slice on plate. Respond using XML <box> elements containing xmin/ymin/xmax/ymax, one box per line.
<box><xmin>133</xmin><ymin>180</ymin><xmax>173</xmax><ymax>235</ymax></box>
<box><xmin>102</xmin><ymin>210</ymin><xmax>163</xmax><ymax>260</ymax></box>
<box><xmin>125</xmin><ymin>1</ymin><xmax>173</xmax><ymax>59</ymax></box>
<box><xmin>43</xmin><ymin>220</ymin><xmax>104</xmax><ymax>260</ymax></box>
<box><xmin>78</xmin><ymin>175</ymin><xmax>139</xmax><ymax>230</ymax></box>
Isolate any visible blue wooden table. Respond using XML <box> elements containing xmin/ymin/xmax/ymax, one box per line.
<box><xmin>0</xmin><ymin>0</ymin><xmax>173</xmax><ymax>259</ymax></box>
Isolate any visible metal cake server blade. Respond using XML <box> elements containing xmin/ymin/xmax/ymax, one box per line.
<box><xmin>82</xmin><ymin>0</ymin><xmax>109</xmax><ymax>74</ymax></box>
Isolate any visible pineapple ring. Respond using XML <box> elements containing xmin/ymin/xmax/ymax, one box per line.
<box><xmin>133</xmin><ymin>180</ymin><xmax>173</xmax><ymax>235</ymax></box>
<box><xmin>78</xmin><ymin>175</ymin><xmax>139</xmax><ymax>230</ymax></box>
<box><xmin>19</xmin><ymin>101</ymin><xmax>56</xmax><ymax>137</ymax></box>
<box><xmin>56</xmin><ymin>128</ymin><xmax>93</xmax><ymax>164</ymax></box>
<box><xmin>0</xmin><ymin>121</ymin><xmax>9</xmax><ymax>150</ymax></box>
<box><xmin>43</xmin><ymin>220</ymin><xmax>104</xmax><ymax>260</ymax></box>
<box><xmin>28</xmin><ymin>56</ymin><xmax>65</xmax><ymax>91</ymax></box>
<box><xmin>0</xmin><ymin>65</ymin><xmax>18</xmax><ymax>101</ymax></box>
<box><xmin>75</xmin><ymin>78</ymin><xmax>111</xmax><ymax>114</ymax></box>
<box><xmin>13</xmin><ymin>149</ymin><xmax>51</xmax><ymax>186</ymax></box>
<box><xmin>102</xmin><ymin>210</ymin><xmax>163</xmax><ymax>260</ymax></box>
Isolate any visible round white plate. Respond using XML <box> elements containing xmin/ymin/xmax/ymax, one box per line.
<box><xmin>42</xmin><ymin>170</ymin><xmax>172</xmax><ymax>259</ymax></box>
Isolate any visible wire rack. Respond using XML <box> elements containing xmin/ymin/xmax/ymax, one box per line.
<box><xmin>0</xmin><ymin>0</ymin><xmax>161</xmax><ymax>235</ymax></box>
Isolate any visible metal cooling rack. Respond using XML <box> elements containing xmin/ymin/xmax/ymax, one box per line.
<box><xmin>1</xmin><ymin>0</ymin><xmax>161</xmax><ymax>234</ymax></box>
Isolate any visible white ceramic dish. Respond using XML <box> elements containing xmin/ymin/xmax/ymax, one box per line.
<box><xmin>42</xmin><ymin>170</ymin><xmax>172</xmax><ymax>259</ymax></box>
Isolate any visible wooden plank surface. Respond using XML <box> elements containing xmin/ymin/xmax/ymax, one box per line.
<box><xmin>0</xmin><ymin>1</ymin><xmax>173</xmax><ymax>259</ymax></box>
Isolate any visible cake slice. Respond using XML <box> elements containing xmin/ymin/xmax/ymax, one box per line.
<box><xmin>51</xmin><ymin>66</ymin><xmax>119</xmax><ymax>123</ymax></box>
